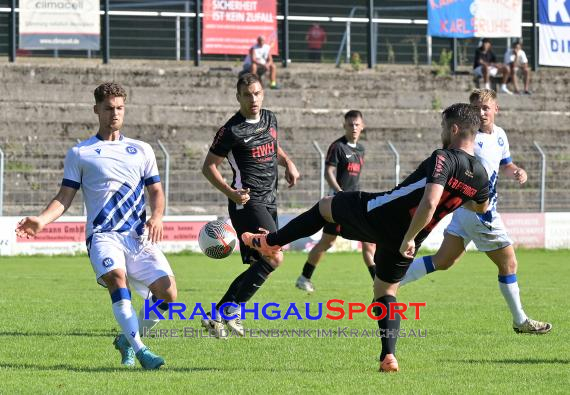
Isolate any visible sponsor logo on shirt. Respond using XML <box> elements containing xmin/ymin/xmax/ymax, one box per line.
<box><xmin>433</xmin><ymin>154</ymin><xmax>446</xmax><ymax>177</ymax></box>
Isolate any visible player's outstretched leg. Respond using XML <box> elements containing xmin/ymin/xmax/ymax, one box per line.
<box><xmin>400</xmin><ymin>233</ymin><xmax>465</xmax><ymax>287</ymax></box>
<box><xmin>399</xmin><ymin>256</ymin><xmax>436</xmax><ymax>286</ymax></box>
<box><xmin>243</xmin><ymin>201</ymin><xmax>329</xmax><ymax>252</ymax></box>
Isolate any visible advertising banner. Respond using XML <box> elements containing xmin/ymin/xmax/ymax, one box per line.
<box><xmin>428</xmin><ymin>0</ymin><xmax>522</xmax><ymax>38</ymax></box>
<box><xmin>19</xmin><ymin>0</ymin><xmax>100</xmax><ymax>50</ymax></box>
<box><xmin>203</xmin><ymin>0</ymin><xmax>278</xmax><ymax>55</ymax></box>
<box><xmin>539</xmin><ymin>0</ymin><xmax>570</xmax><ymax>67</ymax></box>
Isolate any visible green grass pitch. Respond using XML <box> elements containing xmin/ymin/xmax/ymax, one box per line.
<box><xmin>0</xmin><ymin>250</ymin><xmax>568</xmax><ymax>394</ymax></box>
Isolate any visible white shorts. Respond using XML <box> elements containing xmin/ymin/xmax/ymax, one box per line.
<box><xmin>87</xmin><ymin>232</ymin><xmax>174</xmax><ymax>297</ymax></box>
<box><xmin>473</xmin><ymin>65</ymin><xmax>499</xmax><ymax>77</ymax></box>
<box><xmin>445</xmin><ymin>208</ymin><xmax>513</xmax><ymax>252</ymax></box>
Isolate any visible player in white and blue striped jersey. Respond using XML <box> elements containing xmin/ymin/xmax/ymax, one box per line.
<box><xmin>400</xmin><ymin>89</ymin><xmax>551</xmax><ymax>334</ymax></box>
<box><xmin>15</xmin><ymin>82</ymin><xmax>177</xmax><ymax>369</ymax></box>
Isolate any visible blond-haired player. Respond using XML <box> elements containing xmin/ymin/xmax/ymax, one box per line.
<box><xmin>400</xmin><ymin>89</ymin><xmax>551</xmax><ymax>335</ymax></box>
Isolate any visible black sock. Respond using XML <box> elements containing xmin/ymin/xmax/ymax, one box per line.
<box><xmin>367</xmin><ymin>265</ymin><xmax>376</xmax><ymax>280</ymax></box>
<box><xmin>151</xmin><ymin>294</ymin><xmax>170</xmax><ymax>311</ymax></box>
<box><xmin>233</xmin><ymin>259</ymin><xmax>275</xmax><ymax>304</ymax></box>
<box><xmin>216</xmin><ymin>270</ymin><xmax>248</xmax><ymax>311</ymax></box>
<box><xmin>266</xmin><ymin>203</ymin><xmax>327</xmax><ymax>246</ymax></box>
<box><xmin>302</xmin><ymin>262</ymin><xmax>316</xmax><ymax>279</ymax></box>
<box><xmin>374</xmin><ymin>295</ymin><xmax>400</xmax><ymax>361</ymax></box>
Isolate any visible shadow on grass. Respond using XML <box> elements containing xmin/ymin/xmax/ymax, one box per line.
<box><xmin>0</xmin><ymin>363</ymin><xmax>333</xmax><ymax>373</ymax></box>
<box><xmin>0</xmin><ymin>363</ymin><xmax>218</xmax><ymax>373</ymax></box>
<box><xmin>0</xmin><ymin>330</ymin><xmax>116</xmax><ymax>338</ymax></box>
<box><xmin>457</xmin><ymin>358</ymin><xmax>570</xmax><ymax>365</ymax></box>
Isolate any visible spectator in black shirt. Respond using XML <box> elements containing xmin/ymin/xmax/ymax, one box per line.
<box><xmin>473</xmin><ymin>38</ymin><xmax>512</xmax><ymax>95</ymax></box>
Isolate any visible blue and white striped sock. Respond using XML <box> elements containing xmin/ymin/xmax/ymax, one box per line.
<box><xmin>111</xmin><ymin>288</ymin><xmax>145</xmax><ymax>352</ymax></box>
<box><xmin>138</xmin><ymin>294</ymin><xmax>169</xmax><ymax>336</ymax></box>
<box><xmin>498</xmin><ymin>274</ymin><xmax>527</xmax><ymax>325</ymax></box>
<box><xmin>400</xmin><ymin>256</ymin><xmax>435</xmax><ymax>286</ymax></box>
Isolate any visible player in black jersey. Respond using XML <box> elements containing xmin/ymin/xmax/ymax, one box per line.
<box><xmin>243</xmin><ymin>103</ymin><xmax>490</xmax><ymax>372</ymax></box>
<box><xmin>201</xmin><ymin>73</ymin><xmax>300</xmax><ymax>337</ymax></box>
<box><xmin>296</xmin><ymin>110</ymin><xmax>376</xmax><ymax>293</ymax></box>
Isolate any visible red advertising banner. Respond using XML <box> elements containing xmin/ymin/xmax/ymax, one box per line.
<box><xmin>17</xmin><ymin>222</ymin><xmax>86</xmax><ymax>243</ymax></box>
<box><xmin>162</xmin><ymin>221</ymin><xmax>209</xmax><ymax>241</ymax></box>
<box><xmin>502</xmin><ymin>213</ymin><xmax>545</xmax><ymax>248</ymax></box>
<box><xmin>203</xmin><ymin>0</ymin><xmax>278</xmax><ymax>55</ymax></box>
<box><xmin>17</xmin><ymin>221</ymin><xmax>208</xmax><ymax>243</ymax></box>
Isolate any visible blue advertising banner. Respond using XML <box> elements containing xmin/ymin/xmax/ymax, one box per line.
<box><xmin>428</xmin><ymin>0</ymin><xmax>522</xmax><ymax>38</ymax></box>
<box><xmin>539</xmin><ymin>0</ymin><xmax>570</xmax><ymax>66</ymax></box>
<box><xmin>428</xmin><ymin>0</ymin><xmax>475</xmax><ymax>38</ymax></box>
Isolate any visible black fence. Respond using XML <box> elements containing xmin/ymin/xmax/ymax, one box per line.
<box><xmin>0</xmin><ymin>0</ymin><xmax>538</xmax><ymax>68</ymax></box>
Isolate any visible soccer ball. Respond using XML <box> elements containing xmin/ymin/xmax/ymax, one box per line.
<box><xmin>198</xmin><ymin>220</ymin><xmax>238</xmax><ymax>259</ymax></box>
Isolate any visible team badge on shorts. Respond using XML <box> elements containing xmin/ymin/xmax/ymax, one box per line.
<box><xmin>102</xmin><ymin>257</ymin><xmax>114</xmax><ymax>268</ymax></box>
<box><xmin>126</xmin><ymin>146</ymin><xmax>138</xmax><ymax>155</ymax></box>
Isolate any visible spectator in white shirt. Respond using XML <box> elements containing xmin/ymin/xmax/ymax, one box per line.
<box><xmin>504</xmin><ymin>39</ymin><xmax>531</xmax><ymax>95</ymax></box>
<box><xmin>243</xmin><ymin>36</ymin><xmax>279</xmax><ymax>89</ymax></box>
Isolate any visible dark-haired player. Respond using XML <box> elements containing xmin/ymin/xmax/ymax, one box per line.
<box><xmin>296</xmin><ymin>110</ymin><xmax>376</xmax><ymax>293</ymax></box>
<box><xmin>201</xmin><ymin>73</ymin><xmax>300</xmax><ymax>337</ymax></box>
<box><xmin>243</xmin><ymin>103</ymin><xmax>490</xmax><ymax>372</ymax></box>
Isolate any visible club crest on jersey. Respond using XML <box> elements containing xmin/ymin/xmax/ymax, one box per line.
<box><xmin>477</xmin><ymin>141</ymin><xmax>483</xmax><ymax>148</ymax></box>
<box><xmin>102</xmin><ymin>257</ymin><xmax>114</xmax><ymax>268</ymax></box>
<box><xmin>95</xmin><ymin>148</ymin><xmax>101</xmax><ymax>155</ymax></box>
<box><xmin>497</xmin><ymin>137</ymin><xmax>504</xmax><ymax>147</ymax></box>
<box><xmin>126</xmin><ymin>146</ymin><xmax>138</xmax><ymax>155</ymax></box>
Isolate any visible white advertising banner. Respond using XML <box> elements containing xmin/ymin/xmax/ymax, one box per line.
<box><xmin>539</xmin><ymin>0</ymin><xmax>570</xmax><ymax>67</ymax></box>
<box><xmin>471</xmin><ymin>0</ymin><xmax>523</xmax><ymax>38</ymax></box>
<box><xmin>19</xmin><ymin>0</ymin><xmax>100</xmax><ymax>50</ymax></box>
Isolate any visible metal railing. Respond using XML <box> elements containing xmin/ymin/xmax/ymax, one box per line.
<box><xmin>3</xmin><ymin>138</ymin><xmax>564</xmax><ymax>216</ymax></box>
<box><xmin>0</xmin><ymin>1</ymin><xmax>540</xmax><ymax>68</ymax></box>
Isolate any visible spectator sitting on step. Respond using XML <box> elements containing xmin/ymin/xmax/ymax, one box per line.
<box><xmin>243</xmin><ymin>36</ymin><xmax>279</xmax><ymax>89</ymax></box>
<box><xmin>473</xmin><ymin>38</ymin><xmax>512</xmax><ymax>95</ymax></box>
<box><xmin>504</xmin><ymin>39</ymin><xmax>531</xmax><ymax>95</ymax></box>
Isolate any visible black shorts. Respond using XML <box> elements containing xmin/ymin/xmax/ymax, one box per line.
<box><xmin>331</xmin><ymin>191</ymin><xmax>413</xmax><ymax>283</ymax></box>
<box><xmin>323</xmin><ymin>222</ymin><xmax>341</xmax><ymax>236</ymax></box>
<box><xmin>229</xmin><ymin>202</ymin><xmax>278</xmax><ymax>264</ymax></box>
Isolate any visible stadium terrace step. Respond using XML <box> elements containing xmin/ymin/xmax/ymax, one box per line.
<box><xmin>2</xmin><ymin>61</ymin><xmax>570</xmax><ymax>95</ymax></box>
<box><xmin>1</xmin><ymin>60</ymin><xmax>569</xmax><ymax>215</ymax></box>
<box><xmin>1</xmin><ymin>102</ymin><xmax>569</xmax><ymax>134</ymax></box>
<box><xmin>3</xmin><ymin>81</ymin><xmax>569</xmax><ymax>112</ymax></box>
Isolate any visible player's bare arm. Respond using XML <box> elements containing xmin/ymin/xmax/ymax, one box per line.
<box><xmin>501</xmin><ymin>162</ymin><xmax>527</xmax><ymax>184</ymax></box>
<box><xmin>325</xmin><ymin>164</ymin><xmax>342</xmax><ymax>192</ymax></box>
<box><xmin>399</xmin><ymin>183</ymin><xmax>444</xmax><ymax>258</ymax></box>
<box><xmin>15</xmin><ymin>185</ymin><xmax>77</xmax><ymax>238</ymax></box>
<box><xmin>145</xmin><ymin>182</ymin><xmax>165</xmax><ymax>243</ymax></box>
<box><xmin>277</xmin><ymin>145</ymin><xmax>300</xmax><ymax>188</ymax></box>
<box><xmin>462</xmin><ymin>198</ymin><xmax>490</xmax><ymax>214</ymax></box>
<box><xmin>202</xmin><ymin>151</ymin><xmax>250</xmax><ymax>204</ymax></box>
